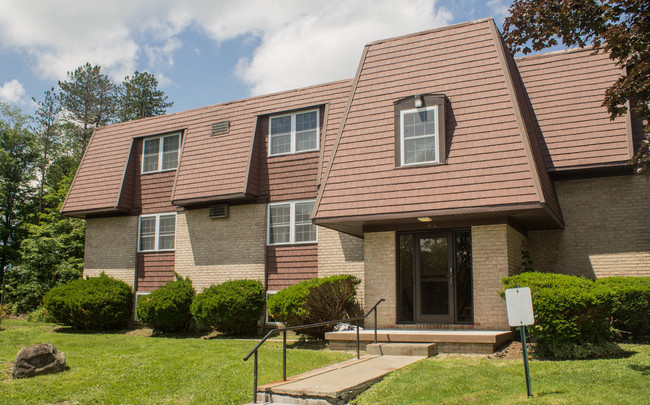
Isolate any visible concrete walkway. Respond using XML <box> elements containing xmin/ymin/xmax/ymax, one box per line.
<box><xmin>247</xmin><ymin>354</ymin><xmax>426</xmax><ymax>405</ymax></box>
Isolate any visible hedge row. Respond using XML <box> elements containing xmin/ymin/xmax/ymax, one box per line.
<box><xmin>41</xmin><ymin>273</ymin><xmax>362</xmax><ymax>338</ymax></box>
<box><xmin>43</xmin><ymin>274</ymin><xmax>265</xmax><ymax>335</ymax></box>
<box><xmin>502</xmin><ymin>272</ymin><xmax>649</xmax><ymax>359</ymax></box>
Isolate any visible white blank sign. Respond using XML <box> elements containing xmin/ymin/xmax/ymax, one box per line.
<box><xmin>505</xmin><ymin>287</ymin><xmax>535</xmax><ymax>326</ymax></box>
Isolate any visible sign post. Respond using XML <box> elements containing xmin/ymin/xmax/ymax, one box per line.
<box><xmin>505</xmin><ymin>286</ymin><xmax>534</xmax><ymax>398</ymax></box>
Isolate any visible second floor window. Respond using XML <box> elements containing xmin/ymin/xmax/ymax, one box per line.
<box><xmin>142</xmin><ymin>133</ymin><xmax>180</xmax><ymax>173</ymax></box>
<box><xmin>400</xmin><ymin>106</ymin><xmax>438</xmax><ymax>165</ymax></box>
<box><xmin>269</xmin><ymin>110</ymin><xmax>319</xmax><ymax>156</ymax></box>
<box><xmin>268</xmin><ymin>200</ymin><xmax>317</xmax><ymax>245</ymax></box>
<box><xmin>139</xmin><ymin>213</ymin><xmax>176</xmax><ymax>252</ymax></box>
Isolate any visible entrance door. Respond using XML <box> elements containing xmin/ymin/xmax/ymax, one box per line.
<box><xmin>415</xmin><ymin>234</ymin><xmax>453</xmax><ymax>323</ymax></box>
<box><xmin>397</xmin><ymin>230</ymin><xmax>473</xmax><ymax>324</ymax></box>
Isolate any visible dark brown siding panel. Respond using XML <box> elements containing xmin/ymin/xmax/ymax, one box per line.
<box><xmin>266</xmin><ymin>245</ymin><xmax>318</xmax><ymax>290</ymax></box>
<box><xmin>136</xmin><ymin>252</ymin><xmax>175</xmax><ymax>291</ymax></box>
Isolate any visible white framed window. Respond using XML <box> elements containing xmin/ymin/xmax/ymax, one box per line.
<box><xmin>138</xmin><ymin>213</ymin><xmax>176</xmax><ymax>252</ymax></box>
<box><xmin>268</xmin><ymin>200</ymin><xmax>317</xmax><ymax>245</ymax></box>
<box><xmin>269</xmin><ymin>109</ymin><xmax>319</xmax><ymax>156</ymax></box>
<box><xmin>400</xmin><ymin>106</ymin><xmax>438</xmax><ymax>165</ymax></box>
<box><xmin>142</xmin><ymin>133</ymin><xmax>181</xmax><ymax>173</ymax></box>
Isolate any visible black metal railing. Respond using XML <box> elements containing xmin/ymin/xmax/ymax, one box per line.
<box><xmin>243</xmin><ymin>298</ymin><xmax>385</xmax><ymax>403</ymax></box>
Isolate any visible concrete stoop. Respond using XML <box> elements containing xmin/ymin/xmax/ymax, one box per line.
<box><xmin>366</xmin><ymin>343</ymin><xmax>438</xmax><ymax>357</ymax></box>
<box><xmin>245</xmin><ymin>353</ymin><xmax>428</xmax><ymax>405</ymax></box>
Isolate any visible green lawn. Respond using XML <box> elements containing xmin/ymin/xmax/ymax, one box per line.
<box><xmin>0</xmin><ymin>319</ymin><xmax>351</xmax><ymax>404</ymax></box>
<box><xmin>353</xmin><ymin>345</ymin><xmax>650</xmax><ymax>404</ymax></box>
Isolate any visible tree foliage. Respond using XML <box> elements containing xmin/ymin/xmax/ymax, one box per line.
<box><xmin>0</xmin><ymin>103</ymin><xmax>36</xmax><ymax>306</ymax></box>
<box><xmin>59</xmin><ymin>63</ymin><xmax>118</xmax><ymax>156</ymax></box>
<box><xmin>119</xmin><ymin>71</ymin><xmax>173</xmax><ymax>122</ymax></box>
<box><xmin>502</xmin><ymin>0</ymin><xmax>650</xmax><ymax>174</ymax></box>
<box><xmin>33</xmin><ymin>88</ymin><xmax>62</xmax><ymax>213</ymax></box>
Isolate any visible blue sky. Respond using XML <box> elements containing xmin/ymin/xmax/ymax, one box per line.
<box><xmin>0</xmin><ymin>0</ymin><xmax>513</xmax><ymax>115</ymax></box>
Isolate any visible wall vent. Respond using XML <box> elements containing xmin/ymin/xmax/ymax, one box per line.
<box><xmin>209</xmin><ymin>204</ymin><xmax>229</xmax><ymax>219</ymax></box>
<box><xmin>211</xmin><ymin>120</ymin><xmax>230</xmax><ymax>136</ymax></box>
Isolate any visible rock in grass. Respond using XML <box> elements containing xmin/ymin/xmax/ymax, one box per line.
<box><xmin>12</xmin><ymin>343</ymin><xmax>66</xmax><ymax>378</ymax></box>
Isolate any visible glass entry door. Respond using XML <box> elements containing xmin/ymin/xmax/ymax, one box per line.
<box><xmin>398</xmin><ymin>230</ymin><xmax>473</xmax><ymax>324</ymax></box>
<box><xmin>415</xmin><ymin>235</ymin><xmax>453</xmax><ymax>323</ymax></box>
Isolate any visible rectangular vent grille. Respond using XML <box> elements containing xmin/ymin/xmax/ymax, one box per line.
<box><xmin>211</xmin><ymin>120</ymin><xmax>230</xmax><ymax>136</ymax></box>
<box><xmin>209</xmin><ymin>204</ymin><xmax>229</xmax><ymax>219</ymax></box>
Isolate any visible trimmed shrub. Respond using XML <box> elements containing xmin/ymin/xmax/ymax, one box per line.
<box><xmin>191</xmin><ymin>279</ymin><xmax>264</xmax><ymax>335</ymax></box>
<box><xmin>596</xmin><ymin>277</ymin><xmax>650</xmax><ymax>341</ymax></box>
<box><xmin>27</xmin><ymin>306</ymin><xmax>56</xmax><ymax>323</ymax></box>
<box><xmin>501</xmin><ymin>272</ymin><xmax>618</xmax><ymax>359</ymax></box>
<box><xmin>43</xmin><ymin>273</ymin><xmax>133</xmax><ymax>330</ymax></box>
<box><xmin>136</xmin><ymin>275</ymin><xmax>195</xmax><ymax>332</ymax></box>
<box><xmin>268</xmin><ymin>275</ymin><xmax>361</xmax><ymax>338</ymax></box>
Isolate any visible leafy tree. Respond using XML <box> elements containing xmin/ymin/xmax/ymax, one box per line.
<box><xmin>59</xmin><ymin>63</ymin><xmax>118</xmax><ymax>156</ymax></box>
<box><xmin>8</xmin><ymin>168</ymin><xmax>84</xmax><ymax>313</ymax></box>
<box><xmin>502</xmin><ymin>0</ymin><xmax>650</xmax><ymax>174</ymax></box>
<box><xmin>32</xmin><ymin>88</ymin><xmax>62</xmax><ymax>213</ymax></box>
<box><xmin>0</xmin><ymin>103</ymin><xmax>36</xmax><ymax>305</ymax></box>
<box><xmin>119</xmin><ymin>71</ymin><xmax>173</xmax><ymax>122</ymax></box>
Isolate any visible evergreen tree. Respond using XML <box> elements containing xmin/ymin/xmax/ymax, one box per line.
<box><xmin>32</xmin><ymin>88</ymin><xmax>62</xmax><ymax>213</ymax></box>
<box><xmin>59</xmin><ymin>63</ymin><xmax>118</xmax><ymax>156</ymax></box>
<box><xmin>119</xmin><ymin>71</ymin><xmax>173</xmax><ymax>122</ymax></box>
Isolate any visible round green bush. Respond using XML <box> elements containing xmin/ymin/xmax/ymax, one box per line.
<box><xmin>267</xmin><ymin>275</ymin><xmax>361</xmax><ymax>338</ymax></box>
<box><xmin>43</xmin><ymin>273</ymin><xmax>133</xmax><ymax>330</ymax></box>
<box><xmin>191</xmin><ymin>279</ymin><xmax>264</xmax><ymax>335</ymax></box>
<box><xmin>136</xmin><ymin>275</ymin><xmax>195</xmax><ymax>332</ymax></box>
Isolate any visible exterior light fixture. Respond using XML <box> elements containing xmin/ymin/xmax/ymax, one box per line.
<box><xmin>414</xmin><ymin>94</ymin><xmax>423</xmax><ymax>108</ymax></box>
<box><xmin>417</xmin><ymin>216</ymin><xmax>432</xmax><ymax>222</ymax></box>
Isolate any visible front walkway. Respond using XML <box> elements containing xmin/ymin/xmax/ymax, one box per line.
<box><xmin>248</xmin><ymin>354</ymin><xmax>425</xmax><ymax>405</ymax></box>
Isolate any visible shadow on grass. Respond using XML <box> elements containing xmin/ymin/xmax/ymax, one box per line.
<box><xmin>628</xmin><ymin>364</ymin><xmax>650</xmax><ymax>376</ymax></box>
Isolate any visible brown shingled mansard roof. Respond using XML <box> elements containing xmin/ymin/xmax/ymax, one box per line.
<box><xmin>63</xmin><ymin>18</ymin><xmax>633</xmax><ymax>232</ymax></box>
<box><xmin>61</xmin><ymin>79</ymin><xmax>353</xmax><ymax>216</ymax></box>
<box><xmin>312</xmin><ymin>19</ymin><xmax>565</xmax><ymax>235</ymax></box>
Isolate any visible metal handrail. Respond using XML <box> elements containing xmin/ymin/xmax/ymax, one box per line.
<box><xmin>243</xmin><ymin>298</ymin><xmax>385</xmax><ymax>403</ymax></box>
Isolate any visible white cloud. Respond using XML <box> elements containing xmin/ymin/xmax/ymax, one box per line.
<box><xmin>0</xmin><ymin>0</ymin><xmax>453</xmax><ymax>96</ymax></box>
<box><xmin>234</xmin><ymin>0</ymin><xmax>452</xmax><ymax>95</ymax></box>
<box><xmin>0</xmin><ymin>79</ymin><xmax>27</xmax><ymax>104</ymax></box>
<box><xmin>487</xmin><ymin>0</ymin><xmax>510</xmax><ymax>23</ymax></box>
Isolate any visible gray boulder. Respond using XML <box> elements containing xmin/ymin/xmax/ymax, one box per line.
<box><xmin>12</xmin><ymin>343</ymin><xmax>67</xmax><ymax>379</ymax></box>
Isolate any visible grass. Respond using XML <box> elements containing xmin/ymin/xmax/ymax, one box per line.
<box><xmin>0</xmin><ymin>319</ymin><xmax>351</xmax><ymax>404</ymax></box>
<box><xmin>352</xmin><ymin>345</ymin><xmax>650</xmax><ymax>404</ymax></box>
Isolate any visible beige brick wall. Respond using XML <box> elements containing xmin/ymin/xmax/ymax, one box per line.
<box><xmin>363</xmin><ymin>231</ymin><xmax>396</xmax><ymax>328</ymax></box>
<box><xmin>84</xmin><ymin>216</ymin><xmax>138</xmax><ymax>287</ymax></box>
<box><xmin>528</xmin><ymin>175</ymin><xmax>650</xmax><ymax>278</ymax></box>
<box><xmin>472</xmin><ymin>224</ymin><xmax>525</xmax><ymax>330</ymax></box>
<box><xmin>317</xmin><ymin>227</ymin><xmax>365</xmax><ymax>299</ymax></box>
<box><xmin>174</xmin><ymin>204</ymin><xmax>267</xmax><ymax>292</ymax></box>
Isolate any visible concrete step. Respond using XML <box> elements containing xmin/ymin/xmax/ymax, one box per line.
<box><xmin>250</xmin><ymin>354</ymin><xmax>425</xmax><ymax>404</ymax></box>
<box><xmin>326</xmin><ymin>329</ymin><xmax>513</xmax><ymax>354</ymax></box>
<box><xmin>366</xmin><ymin>342</ymin><xmax>437</xmax><ymax>357</ymax></box>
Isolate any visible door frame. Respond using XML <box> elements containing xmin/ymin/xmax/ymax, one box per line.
<box><xmin>396</xmin><ymin>229</ymin><xmax>473</xmax><ymax>325</ymax></box>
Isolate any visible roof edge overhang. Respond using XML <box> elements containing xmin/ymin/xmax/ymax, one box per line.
<box><xmin>61</xmin><ymin>206</ymin><xmax>132</xmax><ymax>219</ymax></box>
<box><xmin>314</xmin><ymin>202</ymin><xmax>564</xmax><ymax>237</ymax></box>
<box><xmin>172</xmin><ymin>192</ymin><xmax>256</xmax><ymax>208</ymax></box>
<box><xmin>548</xmin><ymin>161</ymin><xmax>633</xmax><ymax>179</ymax></box>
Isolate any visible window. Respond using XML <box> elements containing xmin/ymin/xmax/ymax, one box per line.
<box><xmin>139</xmin><ymin>213</ymin><xmax>176</xmax><ymax>252</ymax></box>
<box><xmin>269</xmin><ymin>109</ymin><xmax>319</xmax><ymax>156</ymax></box>
<box><xmin>400</xmin><ymin>106</ymin><xmax>438</xmax><ymax>165</ymax></box>
<box><xmin>394</xmin><ymin>94</ymin><xmax>447</xmax><ymax>166</ymax></box>
<box><xmin>142</xmin><ymin>133</ymin><xmax>181</xmax><ymax>173</ymax></box>
<box><xmin>268</xmin><ymin>200</ymin><xmax>317</xmax><ymax>245</ymax></box>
